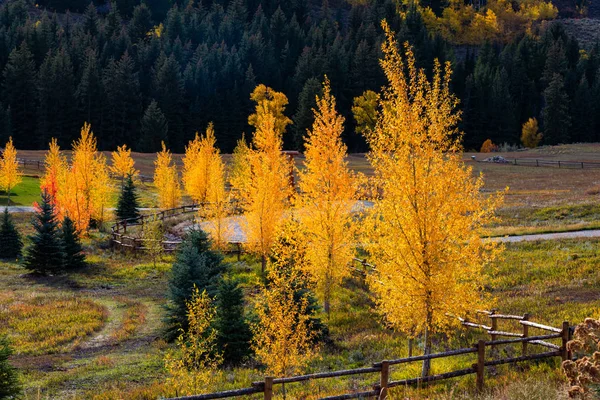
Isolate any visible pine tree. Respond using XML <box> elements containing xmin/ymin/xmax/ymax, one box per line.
<box><xmin>140</xmin><ymin>100</ymin><xmax>169</xmax><ymax>153</ymax></box>
<box><xmin>292</xmin><ymin>78</ymin><xmax>321</xmax><ymax>150</ymax></box>
<box><xmin>165</xmin><ymin>228</ymin><xmax>227</xmax><ymax>340</ymax></box>
<box><xmin>23</xmin><ymin>192</ymin><xmax>64</xmax><ymax>275</ymax></box>
<box><xmin>0</xmin><ymin>336</ymin><xmax>21</xmax><ymax>400</ymax></box>
<box><xmin>543</xmin><ymin>73</ymin><xmax>571</xmax><ymax>145</ymax></box>
<box><xmin>0</xmin><ymin>208</ymin><xmax>22</xmax><ymax>259</ymax></box>
<box><xmin>60</xmin><ymin>216</ymin><xmax>85</xmax><ymax>270</ymax></box>
<box><xmin>130</xmin><ymin>3</ymin><xmax>153</xmax><ymax>41</ymax></box>
<box><xmin>215</xmin><ymin>279</ymin><xmax>252</xmax><ymax>365</ymax></box>
<box><xmin>116</xmin><ymin>175</ymin><xmax>141</xmax><ymax>222</ymax></box>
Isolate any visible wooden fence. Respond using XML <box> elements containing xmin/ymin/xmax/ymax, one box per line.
<box><xmin>165</xmin><ymin>311</ymin><xmax>571</xmax><ymax>400</ymax></box>
<box><xmin>110</xmin><ymin>201</ymin><xmax>244</xmax><ymax>257</ymax></box>
<box><xmin>483</xmin><ymin>157</ymin><xmax>600</xmax><ymax>169</ymax></box>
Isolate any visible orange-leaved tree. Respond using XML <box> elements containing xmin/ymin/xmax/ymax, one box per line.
<box><xmin>0</xmin><ymin>137</ymin><xmax>22</xmax><ymax>205</ymax></box>
<box><xmin>154</xmin><ymin>142</ymin><xmax>181</xmax><ymax>210</ymax></box>
<box><xmin>40</xmin><ymin>138</ymin><xmax>67</xmax><ymax>215</ymax></box>
<box><xmin>110</xmin><ymin>144</ymin><xmax>139</xmax><ymax>185</ymax></box>
<box><xmin>296</xmin><ymin>77</ymin><xmax>356</xmax><ymax>316</ymax></box>
<box><xmin>239</xmin><ymin>85</ymin><xmax>293</xmax><ymax>272</ymax></box>
<box><xmin>60</xmin><ymin>123</ymin><xmax>113</xmax><ymax>232</ymax></box>
<box><xmin>363</xmin><ymin>21</ymin><xmax>503</xmax><ymax>377</ymax></box>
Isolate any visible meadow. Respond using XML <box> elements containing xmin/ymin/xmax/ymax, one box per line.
<box><xmin>2</xmin><ymin>144</ymin><xmax>600</xmax><ymax>399</ymax></box>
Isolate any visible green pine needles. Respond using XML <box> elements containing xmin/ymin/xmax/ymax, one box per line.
<box><xmin>0</xmin><ymin>336</ymin><xmax>21</xmax><ymax>400</ymax></box>
<box><xmin>116</xmin><ymin>174</ymin><xmax>141</xmax><ymax>222</ymax></box>
<box><xmin>22</xmin><ymin>192</ymin><xmax>86</xmax><ymax>275</ymax></box>
<box><xmin>0</xmin><ymin>208</ymin><xmax>22</xmax><ymax>259</ymax></box>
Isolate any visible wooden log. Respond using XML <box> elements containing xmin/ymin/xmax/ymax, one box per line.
<box><xmin>484</xmin><ymin>350</ymin><xmax>560</xmax><ymax>367</ymax></box>
<box><xmin>476</xmin><ymin>340</ymin><xmax>485</xmax><ymax>392</ymax></box>
<box><xmin>379</xmin><ymin>361</ymin><xmax>389</xmax><ymax>399</ymax></box>
<box><xmin>264</xmin><ymin>377</ymin><xmax>273</xmax><ymax>400</ymax></box>
<box><xmin>487</xmin><ymin>331</ymin><xmax>523</xmax><ymax>338</ymax></box>
<box><xmin>166</xmin><ymin>387</ymin><xmax>260</xmax><ymax>400</ymax></box>
<box><xmin>489</xmin><ymin>314</ymin><xmax>524</xmax><ymax>320</ymax></box>
<box><xmin>486</xmin><ymin>333</ymin><xmax>561</xmax><ymax>346</ymax></box>
<box><xmin>561</xmin><ymin>321</ymin><xmax>570</xmax><ymax>361</ymax></box>
<box><xmin>270</xmin><ymin>366</ymin><xmax>381</xmax><ymax>384</ymax></box>
<box><xmin>529</xmin><ymin>340</ymin><xmax>560</xmax><ymax>350</ymax></box>
<box><xmin>522</xmin><ymin>313</ymin><xmax>529</xmax><ymax>356</ymax></box>
<box><xmin>519</xmin><ymin>320</ymin><xmax>562</xmax><ymax>333</ymax></box>
<box><xmin>381</xmin><ymin>347</ymin><xmax>477</xmax><ymax>366</ymax></box>
<box><xmin>462</xmin><ymin>321</ymin><xmax>492</xmax><ymax>330</ymax></box>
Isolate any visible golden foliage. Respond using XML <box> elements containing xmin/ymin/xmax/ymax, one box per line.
<box><xmin>238</xmin><ymin>86</ymin><xmax>293</xmax><ymax>266</ymax></box>
<box><xmin>0</xmin><ymin>137</ymin><xmax>22</xmax><ymax>203</ymax></box>
<box><xmin>229</xmin><ymin>135</ymin><xmax>252</xmax><ymax>202</ymax></box>
<box><xmin>54</xmin><ymin>123</ymin><xmax>113</xmax><ymax>232</ymax></box>
<box><xmin>110</xmin><ymin>145</ymin><xmax>139</xmax><ymax>182</ymax></box>
<box><xmin>480</xmin><ymin>139</ymin><xmax>498</xmax><ymax>153</ymax></box>
<box><xmin>153</xmin><ymin>142</ymin><xmax>181</xmax><ymax>210</ymax></box>
<box><xmin>252</xmin><ymin>221</ymin><xmax>318</xmax><ymax>377</ymax></box>
<box><xmin>422</xmin><ymin>0</ymin><xmax>558</xmax><ymax>45</ymax></box>
<box><xmin>164</xmin><ymin>287</ymin><xmax>222</xmax><ymax>396</ymax></box>
<box><xmin>297</xmin><ymin>77</ymin><xmax>356</xmax><ymax>315</ymax></box>
<box><xmin>40</xmin><ymin>139</ymin><xmax>67</xmax><ymax>212</ymax></box>
<box><xmin>563</xmin><ymin>318</ymin><xmax>600</xmax><ymax>399</ymax></box>
<box><xmin>182</xmin><ymin>123</ymin><xmax>222</xmax><ymax>204</ymax></box>
<box><xmin>521</xmin><ymin>118</ymin><xmax>543</xmax><ymax>148</ymax></box>
<box><xmin>363</xmin><ymin>22</ymin><xmax>502</xmax><ymax>346</ymax></box>
<box><xmin>352</xmin><ymin>90</ymin><xmax>379</xmax><ymax>136</ymax></box>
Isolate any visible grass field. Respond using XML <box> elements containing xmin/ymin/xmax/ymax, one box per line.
<box><xmin>3</xmin><ymin>143</ymin><xmax>600</xmax><ymax>398</ymax></box>
<box><xmin>1</xmin><ymin>231</ymin><xmax>596</xmax><ymax>399</ymax></box>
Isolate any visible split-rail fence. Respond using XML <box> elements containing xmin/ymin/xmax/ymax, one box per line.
<box><xmin>165</xmin><ymin>310</ymin><xmax>571</xmax><ymax>400</ymax></box>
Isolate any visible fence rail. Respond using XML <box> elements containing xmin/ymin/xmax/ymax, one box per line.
<box><xmin>165</xmin><ymin>311</ymin><xmax>570</xmax><ymax>400</ymax></box>
<box><xmin>482</xmin><ymin>157</ymin><xmax>600</xmax><ymax>169</ymax></box>
<box><xmin>110</xmin><ymin>201</ymin><xmax>244</xmax><ymax>256</ymax></box>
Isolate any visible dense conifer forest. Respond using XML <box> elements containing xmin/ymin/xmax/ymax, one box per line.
<box><xmin>0</xmin><ymin>0</ymin><xmax>598</xmax><ymax>152</ymax></box>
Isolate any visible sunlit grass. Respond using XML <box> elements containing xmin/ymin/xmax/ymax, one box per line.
<box><xmin>0</xmin><ymin>293</ymin><xmax>107</xmax><ymax>355</ymax></box>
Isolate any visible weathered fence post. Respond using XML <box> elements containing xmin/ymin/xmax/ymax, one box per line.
<box><xmin>522</xmin><ymin>313</ymin><xmax>529</xmax><ymax>356</ymax></box>
<box><xmin>476</xmin><ymin>340</ymin><xmax>485</xmax><ymax>392</ymax></box>
<box><xmin>561</xmin><ymin>321</ymin><xmax>570</xmax><ymax>361</ymax></box>
<box><xmin>237</xmin><ymin>243</ymin><xmax>242</xmax><ymax>262</ymax></box>
<box><xmin>264</xmin><ymin>376</ymin><xmax>274</xmax><ymax>400</ymax></box>
<box><xmin>379</xmin><ymin>361</ymin><xmax>389</xmax><ymax>400</ymax></box>
<box><xmin>490</xmin><ymin>310</ymin><xmax>497</xmax><ymax>357</ymax></box>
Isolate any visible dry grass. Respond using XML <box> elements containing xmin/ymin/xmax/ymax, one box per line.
<box><xmin>0</xmin><ymin>291</ymin><xmax>107</xmax><ymax>355</ymax></box>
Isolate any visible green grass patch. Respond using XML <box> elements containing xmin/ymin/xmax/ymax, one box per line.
<box><xmin>0</xmin><ymin>176</ymin><xmax>41</xmax><ymax>206</ymax></box>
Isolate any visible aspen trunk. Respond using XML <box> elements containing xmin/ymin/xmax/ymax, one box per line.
<box><xmin>421</xmin><ymin>325</ymin><xmax>432</xmax><ymax>377</ymax></box>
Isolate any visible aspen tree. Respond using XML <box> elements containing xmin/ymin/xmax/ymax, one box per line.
<box><xmin>40</xmin><ymin>139</ymin><xmax>67</xmax><ymax>213</ymax></box>
<box><xmin>153</xmin><ymin>142</ymin><xmax>181</xmax><ymax>209</ymax></box>
<box><xmin>182</xmin><ymin>123</ymin><xmax>220</xmax><ymax>204</ymax></box>
<box><xmin>110</xmin><ymin>144</ymin><xmax>139</xmax><ymax>185</ymax></box>
<box><xmin>364</xmin><ymin>22</ymin><xmax>502</xmax><ymax>377</ymax></box>
<box><xmin>238</xmin><ymin>85</ymin><xmax>293</xmax><ymax>272</ymax></box>
<box><xmin>252</xmin><ymin>220</ymin><xmax>318</xmax><ymax>377</ymax></box>
<box><xmin>0</xmin><ymin>137</ymin><xmax>22</xmax><ymax>205</ymax></box>
<box><xmin>229</xmin><ymin>135</ymin><xmax>251</xmax><ymax>202</ymax></box>
<box><xmin>60</xmin><ymin>124</ymin><xmax>112</xmax><ymax>232</ymax></box>
<box><xmin>297</xmin><ymin>77</ymin><xmax>356</xmax><ymax>316</ymax></box>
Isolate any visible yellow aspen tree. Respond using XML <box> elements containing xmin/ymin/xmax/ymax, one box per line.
<box><xmin>164</xmin><ymin>286</ymin><xmax>222</xmax><ymax>396</ymax></box>
<box><xmin>110</xmin><ymin>144</ymin><xmax>139</xmax><ymax>185</ymax></box>
<box><xmin>0</xmin><ymin>137</ymin><xmax>22</xmax><ymax>205</ymax></box>
<box><xmin>229</xmin><ymin>135</ymin><xmax>251</xmax><ymax>203</ymax></box>
<box><xmin>364</xmin><ymin>22</ymin><xmax>503</xmax><ymax>377</ymax></box>
<box><xmin>252</xmin><ymin>220</ymin><xmax>318</xmax><ymax>377</ymax></box>
<box><xmin>203</xmin><ymin>152</ymin><xmax>231</xmax><ymax>250</ymax></box>
<box><xmin>240</xmin><ymin>85</ymin><xmax>293</xmax><ymax>272</ymax></box>
<box><xmin>297</xmin><ymin>77</ymin><xmax>356</xmax><ymax>316</ymax></box>
<box><xmin>65</xmin><ymin>123</ymin><xmax>113</xmax><ymax>232</ymax></box>
<box><xmin>40</xmin><ymin>139</ymin><xmax>67</xmax><ymax>214</ymax></box>
<box><xmin>182</xmin><ymin>123</ymin><xmax>222</xmax><ymax>205</ymax></box>
<box><xmin>154</xmin><ymin>142</ymin><xmax>181</xmax><ymax>209</ymax></box>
